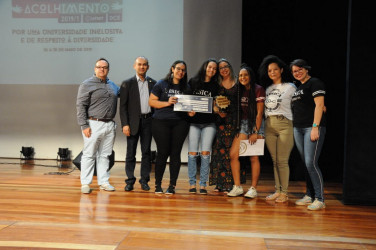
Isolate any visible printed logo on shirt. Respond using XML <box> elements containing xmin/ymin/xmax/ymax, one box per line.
<box><xmin>292</xmin><ymin>89</ymin><xmax>303</xmax><ymax>102</ymax></box>
<box><xmin>193</xmin><ymin>89</ymin><xmax>212</xmax><ymax>97</ymax></box>
<box><xmin>166</xmin><ymin>88</ymin><xmax>181</xmax><ymax>96</ymax></box>
<box><xmin>265</xmin><ymin>89</ymin><xmax>282</xmax><ymax>112</ymax></box>
<box><xmin>293</xmin><ymin>89</ymin><xmax>304</xmax><ymax>97</ymax></box>
<box><xmin>241</xmin><ymin>96</ymin><xmax>249</xmax><ymax>107</ymax></box>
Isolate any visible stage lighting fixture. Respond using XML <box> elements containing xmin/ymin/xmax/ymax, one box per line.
<box><xmin>20</xmin><ymin>146</ymin><xmax>34</xmax><ymax>160</ymax></box>
<box><xmin>57</xmin><ymin>148</ymin><xmax>70</xmax><ymax>161</ymax></box>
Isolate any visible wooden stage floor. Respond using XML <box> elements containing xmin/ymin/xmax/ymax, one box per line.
<box><xmin>0</xmin><ymin>158</ymin><xmax>375</xmax><ymax>250</ymax></box>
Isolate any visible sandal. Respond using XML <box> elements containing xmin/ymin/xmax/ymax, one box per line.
<box><xmin>275</xmin><ymin>193</ymin><xmax>288</xmax><ymax>203</ymax></box>
<box><xmin>266</xmin><ymin>192</ymin><xmax>280</xmax><ymax>201</ymax></box>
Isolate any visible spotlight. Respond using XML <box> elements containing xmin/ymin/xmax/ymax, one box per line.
<box><xmin>20</xmin><ymin>146</ymin><xmax>34</xmax><ymax>160</ymax></box>
<box><xmin>57</xmin><ymin>148</ymin><xmax>70</xmax><ymax>161</ymax></box>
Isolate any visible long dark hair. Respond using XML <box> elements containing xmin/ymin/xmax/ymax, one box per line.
<box><xmin>238</xmin><ymin>64</ymin><xmax>257</xmax><ymax>133</ymax></box>
<box><xmin>163</xmin><ymin>60</ymin><xmax>189</xmax><ymax>93</ymax></box>
<box><xmin>258</xmin><ymin>55</ymin><xmax>290</xmax><ymax>88</ymax></box>
<box><xmin>190</xmin><ymin>58</ymin><xmax>218</xmax><ymax>91</ymax></box>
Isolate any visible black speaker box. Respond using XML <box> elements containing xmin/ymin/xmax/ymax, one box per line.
<box><xmin>73</xmin><ymin>150</ymin><xmax>115</xmax><ymax>176</ymax></box>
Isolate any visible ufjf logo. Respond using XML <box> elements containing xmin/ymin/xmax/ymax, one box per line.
<box><xmin>12</xmin><ymin>0</ymin><xmax>123</xmax><ymax>23</ymax></box>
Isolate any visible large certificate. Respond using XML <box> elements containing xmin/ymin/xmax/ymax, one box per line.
<box><xmin>173</xmin><ymin>95</ymin><xmax>213</xmax><ymax>113</ymax></box>
<box><xmin>239</xmin><ymin>139</ymin><xmax>265</xmax><ymax>156</ymax></box>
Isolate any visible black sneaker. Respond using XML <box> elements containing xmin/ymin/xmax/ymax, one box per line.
<box><xmin>199</xmin><ymin>189</ymin><xmax>207</xmax><ymax>195</ymax></box>
<box><xmin>165</xmin><ymin>185</ymin><xmax>175</xmax><ymax>195</ymax></box>
<box><xmin>140</xmin><ymin>183</ymin><xmax>150</xmax><ymax>191</ymax></box>
<box><xmin>155</xmin><ymin>185</ymin><xmax>163</xmax><ymax>194</ymax></box>
<box><xmin>189</xmin><ymin>187</ymin><xmax>197</xmax><ymax>194</ymax></box>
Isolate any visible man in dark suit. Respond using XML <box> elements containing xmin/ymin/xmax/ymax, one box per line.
<box><xmin>119</xmin><ymin>56</ymin><xmax>156</xmax><ymax>191</ymax></box>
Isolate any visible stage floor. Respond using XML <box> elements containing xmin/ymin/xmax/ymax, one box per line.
<box><xmin>0</xmin><ymin>158</ymin><xmax>375</xmax><ymax>249</ymax></box>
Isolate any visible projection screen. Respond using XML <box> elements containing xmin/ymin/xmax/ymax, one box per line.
<box><xmin>0</xmin><ymin>0</ymin><xmax>242</xmax><ymax>160</ymax></box>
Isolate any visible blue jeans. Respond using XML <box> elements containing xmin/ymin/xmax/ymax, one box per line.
<box><xmin>293</xmin><ymin>126</ymin><xmax>326</xmax><ymax>201</ymax></box>
<box><xmin>81</xmin><ymin>120</ymin><xmax>116</xmax><ymax>186</ymax></box>
<box><xmin>239</xmin><ymin>119</ymin><xmax>265</xmax><ymax>136</ymax></box>
<box><xmin>188</xmin><ymin>123</ymin><xmax>216</xmax><ymax>187</ymax></box>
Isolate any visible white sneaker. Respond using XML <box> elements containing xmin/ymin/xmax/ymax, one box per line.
<box><xmin>81</xmin><ymin>184</ymin><xmax>91</xmax><ymax>194</ymax></box>
<box><xmin>227</xmin><ymin>185</ymin><xmax>243</xmax><ymax>197</ymax></box>
<box><xmin>307</xmin><ymin>199</ymin><xmax>326</xmax><ymax>211</ymax></box>
<box><xmin>100</xmin><ymin>183</ymin><xmax>115</xmax><ymax>191</ymax></box>
<box><xmin>295</xmin><ymin>195</ymin><xmax>313</xmax><ymax>206</ymax></box>
<box><xmin>244</xmin><ymin>186</ymin><xmax>257</xmax><ymax>198</ymax></box>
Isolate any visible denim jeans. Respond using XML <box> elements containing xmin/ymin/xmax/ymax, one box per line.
<box><xmin>293</xmin><ymin>126</ymin><xmax>326</xmax><ymax>201</ymax></box>
<box><xmin>81</xmin><ymin>120</ymin><xmax>116</xmax><ymax>186</ymax></box>
<box><xmin>239</xmin><ymin>119</ymin><xmax>265</xmax><ymax>137</ymax></box>
<box><xmin>188</xmin><ymin>123</ymin><xmax>216</xmax><ymax>187</ymax></box>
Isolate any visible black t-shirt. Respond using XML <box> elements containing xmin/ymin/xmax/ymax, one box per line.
<box><xmin>151</xmin><ymin>79</ymin><xmax>188</xmax><ymax>120</ymax></box>
<box><xmin>188</xmin><ymin>78</ymin><xmax>219</xmax><ymax>124</ymax></box>
<box><xmin>292</xmin><ymin>77</ymin><xmax>326</xmax><ymax>127</ymax></box>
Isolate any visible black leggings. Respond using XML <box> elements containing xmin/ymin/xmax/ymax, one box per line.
<box><xmin>152</xmin><ymin>118</ymin><xmax>189</xmax><ymax>187</ymax></box>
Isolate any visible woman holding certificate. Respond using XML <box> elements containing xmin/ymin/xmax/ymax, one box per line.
<box><xmin>209</xmin><ymin>58</ymin><xmax>240</xmax><ymax>193</ymax></box>
<box><xmin>259</xmin><ymin>55</ymin><xmax>296</xmax><ymax>203</ymax></box>
<box><xmin>227</xmin><ymin>64</ymin><xmax>265</xmax><ymax>198</ymax></box>
<box><xmin>187</xmin><ymin>58</ymin><xmax>219</xmax><ymax>195</ymax></box>
<box><xmin>149</xmin><ymin>60</ymin><xmax>192</xmax><ymax>195</ymax></box>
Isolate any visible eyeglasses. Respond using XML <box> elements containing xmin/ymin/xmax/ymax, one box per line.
<box><xmin>219</xmin><ymin>65</ymin><xmax>230</xmax><ymax>71</ymax></box>
<box><xmin>95</xmin><ymin>66</ymin><xmax>109</xmax><ymax>70</ymax></box>
<box><xmin>292</xmin><ymin>68</ymin><xmax>304</xmax><ymax>75</ymax></box>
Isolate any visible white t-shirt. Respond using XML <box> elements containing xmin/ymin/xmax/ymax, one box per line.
<box><xmin>264</xmin><ymin>82</ymin><xmax>296</xmax><ymax>120</ymax></box>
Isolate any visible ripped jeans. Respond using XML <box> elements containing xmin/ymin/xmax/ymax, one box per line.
<box><xmin>188</xmin><ymin>123</ymin><xmax>216</xmax><ymax>187</ymax></box>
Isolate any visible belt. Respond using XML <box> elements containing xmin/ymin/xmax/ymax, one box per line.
<box><xmin>140</xmin><ymin>113</ymin><xmax>152</xmax><ymax>119</ymax></box>
<box><xmin>89</xmin><ymin>117</ymin><xmax>113</xmax><ymax>122</ymax></box>
<box><xmin>268</xmin><ymin>115</ymin><xmax>285</xmax><ymax>120</ymax></box>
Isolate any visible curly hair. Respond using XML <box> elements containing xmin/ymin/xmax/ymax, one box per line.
<box><xmin>258</xmin><ymin>55</ymin><xmax>290</xmax><ymax>88</ymax></box>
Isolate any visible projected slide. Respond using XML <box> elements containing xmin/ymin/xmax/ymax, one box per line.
<box><xmin>0</xmin><ymin>0</ymin><xmax>183</xmax><ymax>85</ymax></box>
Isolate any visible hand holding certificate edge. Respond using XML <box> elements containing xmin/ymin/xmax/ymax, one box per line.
<box><xmin>173</xmin><ymin>95</ymin><xmax>213</xmax><ymax>113</ymax></box>
<box><xmin>239</xmin><ymin>139</ymin><xmax>265</xmax><ymax>156</ymax></box>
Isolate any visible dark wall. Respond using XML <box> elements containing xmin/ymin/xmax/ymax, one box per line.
<box><xmin>242</xmin><ymin>0</ymin><xmax>349</xmax><ymax>182</ymax></box>
<box><xmin>342</xmin><ymin>1</ymin><xmax>376</xmax><ymax>205</ymax></box>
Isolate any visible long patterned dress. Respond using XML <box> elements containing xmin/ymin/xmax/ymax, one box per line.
<box><xmin>209</xmin><ymin>83</ymin><xmax>245</xmax><ymax>191</ymax></box>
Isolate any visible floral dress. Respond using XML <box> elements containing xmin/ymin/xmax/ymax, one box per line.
<box><xmin>209</xmin><ymin>83</ymin><xmax>245</xmax><ymax>191</ymax></box>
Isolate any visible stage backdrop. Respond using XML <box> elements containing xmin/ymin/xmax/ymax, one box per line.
<box><xmin>0</xmin><ymin>0</ymin><xmax>242</xmax><ymax>161</ymax></box>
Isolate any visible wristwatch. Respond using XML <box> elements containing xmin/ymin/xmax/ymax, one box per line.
<box><xmin>312</xmin><ymin>123</ymin><xmax>319</xmax><ymax>128</ymax></box>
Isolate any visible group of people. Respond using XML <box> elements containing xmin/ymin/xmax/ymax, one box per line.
<box><xmin>76</xmin><ymin>54</ymin><xmax>327</xmax><ymax>211</ymax></box>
